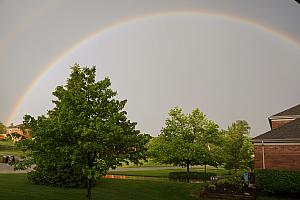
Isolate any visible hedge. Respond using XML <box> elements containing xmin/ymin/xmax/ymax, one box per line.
<box><xmin>255</xmin><ymin>169</ymin><xmax>300</xmax><ymax>193</ymax></box>
<box><xmin>169</xmin><ymin>172</ymin><xmax>216</xmax><ymax>180</ymax></box>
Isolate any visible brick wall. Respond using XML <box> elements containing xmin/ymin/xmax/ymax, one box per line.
<box><xmin>254</xmin><ymin>144</ymin><xmax>300</xmax><ymax>171</ymax></box>
<box><xmin>270</xmin><ymin>119</ymin><xmax>294</xmax><ymax>129</ymax></box>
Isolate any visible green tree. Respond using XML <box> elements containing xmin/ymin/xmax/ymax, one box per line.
<box><xmin>147</xmin><ymin>107</ymin><xmax>222</xmax><ymax>173</ymax></box>
<box><xmin>15</xmin><ymin>64</ymin><xmax>149</xmax><ymax>200</ymax></box>
<box><xmin>0</xmin><ymin>122</ymin><xmax>6</xmax><ymax>134</ymax></box>
<box><xmin>223</xmin><ymin>120</ymin><xmax>254</xmax><ymax>173</ymax></box>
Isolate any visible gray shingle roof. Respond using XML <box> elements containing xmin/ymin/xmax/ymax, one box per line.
<box><xmin>252</xmin><ymin>118</ymin><xmax>300</xmax><ymax>142</ymax></box>
<box><xmin>271</xmin><ymin>104</ymin><xmax>300</xmax><ymax>118</ymax></box>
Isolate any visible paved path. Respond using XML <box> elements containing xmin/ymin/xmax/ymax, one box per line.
<box><xmin>0</xmin><ymin>163</ymin><xmax>32</xmax><ymax>173</ymax></box>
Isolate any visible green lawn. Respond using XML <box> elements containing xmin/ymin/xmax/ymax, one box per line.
<box><xmin>0</xmin><ymin>174</ymin><xmax>201</xmax><ymax>200</ymax></box>
<box><xmin>0</xmin><ymin>140</ymin><xmax>24</xmax><ymax>157</ymax></box>
<box><xmin>119</xmin><ymin>159</ymin><xmax>173</xmax><ymax>168</ymax></box>
<box><xmin>0</xmin><ymin>173</ymin><xmax>289</xmax><ymax>200</ymax></box>
<box><xmin>108</xmin><ymin>166</ymin><xmax>228</xmax><ymax>177</ymax></box>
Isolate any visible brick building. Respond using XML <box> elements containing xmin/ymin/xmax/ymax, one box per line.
<box><xmin>252</xmin><ymin>104</ymin><xmax>300</xmax><ymax>171</ymax></box>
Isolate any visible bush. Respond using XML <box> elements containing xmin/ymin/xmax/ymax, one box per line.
<box><xmin>28</xmin><ymin>164</ymin><xmax>87</xmax><ymax>188</ymax></box>
<box><xmin>214</xmin><ymin>173</ymin><xmax>245</xmax><ymax>192</ymax></box>
<box><xmin>225</xmin><ymin>173</ymin><xmax>244</xmax><ymax>187</ymax></box>
<box><xmin>169</xmin><ymin>172</ymin><xmax>216</xmax><ymax>180</ymax></box>
<box><xmin>207</xmin><ymin>184</ymin><xmax>216</xmax><ymax>191</ymax></box>
<box><xmin>255</xmin><ymin>169</ymin><xmax>300</xmax><ymax>193</ymax></box>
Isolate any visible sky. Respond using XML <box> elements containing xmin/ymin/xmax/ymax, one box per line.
<box><xmin>1</xmin><ymin>0</ymin><xmax>300</xmax><ymax>137</ymax></box>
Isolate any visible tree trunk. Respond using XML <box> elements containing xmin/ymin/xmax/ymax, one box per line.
<box><xmin>86</xmin><ymin>152</ymin><xmax>93</xmax><ymax>200</ymax></box>
<box><xmin>186</xmin><ymin>161</ymin><xmax>190</xmax><ymax>173</ymax></box>
<box><xmin>204</xmin><ymin>164</ymin><xmax>207</xmax><ymax>174</ymax></box>
<box><xmin>86</xmin><ymin>178</ymin><xmax>92</xmax><ymax>200</ymax></box>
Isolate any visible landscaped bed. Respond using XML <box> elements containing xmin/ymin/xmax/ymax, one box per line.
<box><xmin>200</xmin><ymin>183</ymin><xmax>300</xmax><ymax>200</ymax></box>
<box><xmin>200</xmin><ymin>173</ymin><xmax>300</xmax><ymax>200</ymax></box>
<box><xmin>201</xmin><ymin>183</ymin><xmax>255</xmax><ymax>200</ymax></box>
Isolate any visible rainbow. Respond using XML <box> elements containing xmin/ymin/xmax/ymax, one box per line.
<box><xmin>6</xmin><ymin>9</ymin><xmax>300</xmax><ymax>125</ymax></box>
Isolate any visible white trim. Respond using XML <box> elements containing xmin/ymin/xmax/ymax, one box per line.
<box><xmin>252</xmin><ymin>138</ymin><xmax>300</xmax><ymax>143</ymax></box>
<box><xmin>270</xmin><ymin>118</ymin><xmax>295</xmax><ymax>122</ymax></box>
<box><xmin>262</xmin><ymin>141</ymin><xmax>265</xmax><ymax>169</ymax></box>
<box><xmin>254</xmin><ymin>143</ymin><xmax>300</xmax><ymax>146</ymax></box>
<box><xmin>269</xmin><ymin>115</ymin><xmax>300</xmax><ymax>120</ymax></box>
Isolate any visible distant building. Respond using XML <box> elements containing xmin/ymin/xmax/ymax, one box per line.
<box><xmin>252</xmin><ymin>104</ymin><xmax>300</xmax><ymax>171</ymax></box>
<box><xmin>3</xmin><ymin>124</ymin><xmax>30</xmax><ymax>142</ymax></box>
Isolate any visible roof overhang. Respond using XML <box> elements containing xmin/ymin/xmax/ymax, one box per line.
<box><xmin>269</xmin><ymin>115</ymin><xmax>300</xmax><ymax>120</ymax></box>
<box><xmin>252</xmin><ymin>138</ymin><xmax>300</xmax><ymax>144</ymax></box>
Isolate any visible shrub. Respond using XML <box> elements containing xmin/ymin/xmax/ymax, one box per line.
<box><xmin>207</xmin><ymin>184</ymin><xmax>216</xmax><ymax>191</ymax></box>
<box><xmin>225</xmin><ymin>173</ymin><xmax>244</xmax><ymax>187</ymax></box>
<box><xmin>28</xmin><ymin>164</ymin><xmax>87</xmax><ymax>188</ymax></box>
<box><xmin>169</xmin><ymin>172</ymin><xmax>216</xmax><ymax>180</ymax></box>
<box><xmin>255</xmin><ymin>169</ymin><xmax>300</xmax><ymax>193</ymax></box>
<box><xmin>211</xmin><ymin>173</ymin><xmax>244</xmax><ymax>192</ymax></box>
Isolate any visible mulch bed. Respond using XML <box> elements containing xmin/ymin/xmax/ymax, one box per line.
<box><xmin>200</xmin><ymin>184</ymin><xmax>300</xmax><ymax>200</ymax></box>
<box><xmin>201</xmin><ymin>184</ymin><xmax>255</xmax><ymax>199</ymax></box>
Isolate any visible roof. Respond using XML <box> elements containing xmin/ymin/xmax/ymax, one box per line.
<box><xmin>253</xmin><ymin>118</ymin><xmax>300</xmax><ymax>143</ymax></box>
<box><xmin>7</xmin><ymin>124</ymin><xmax>24</xmax><ymax>128</ymax></box>
<box><xmin>270</xmin><ymin>104</ymin><xmax>300</xmax><ymax>118</ymax></box>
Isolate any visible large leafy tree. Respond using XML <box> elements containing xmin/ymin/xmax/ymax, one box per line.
<box><xmin>147</xmin><ymin>107</ymin><xmax>222</xmax><ymax>173</ymax></box>
<box><xmin>223</xmin><ymin>120</ymin><xmax>254</xmax><ymax>173</ymax></box>
<box><xmin>15</xmin><ymin>64</ymin><xmax>149</xmax><ymax>200</ymax></box>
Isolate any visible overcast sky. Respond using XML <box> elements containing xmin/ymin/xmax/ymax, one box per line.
<box><xmin>1</xmin><ymin>0</ymin><xmax>300</xmax><ymax>137</ymax></box>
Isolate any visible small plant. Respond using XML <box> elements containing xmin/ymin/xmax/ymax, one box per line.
<box><xmin>226</xmin><ymin>173</ymin><xmax>244</xmax><ymax>190</ymax></box>
<box><xmin>212</xmin><ymin>173</ymin><xmax>244</xmax><ymax>193</ymax></box>
<box><xmin>207</xmin><ymin>184</ymin><xmax>216</xmax><ymax>191</ymax></box>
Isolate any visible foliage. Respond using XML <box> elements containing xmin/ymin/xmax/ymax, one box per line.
<box><xmin>169</xmin><ymin>172</ymin><xmax>216</xmax><ymax>180</ymax></box>
<box><xmin>222</xmin><ymin>120</ymin><xmax>254</xmax><ymax>172</ymax></box>
<box><xmin>147</xmin><ymin>107</ymin><xmax>222</xmax><ymax>173</ymax></box>
<box><xmin>7</xmin><ymin>132</ymin><xmax>25</xmax><ymax>142</ymax></box>
<box><xmin>209</xmin><ymin>172</ymin><xmax>245</xmax><ymax>193</ymax></box>
<box><xmin>27</xmin><ymin>166</ymin><xmax>87</xmax><ymax>187</ymax></box>
<box><xmin>223</xmin><ymin>173</ymin><xmax>244</xmax><ymax>190</ymax></box>
<box><xmin>207</xmin><ymin>184</ymin><xmax>216</xmax><ymax>191</ymax></box>
<box><xmin>255</xmin><ymin>169</ymin><xmax>300</xmax><ymax>193</ymax></box>
<box><xmin>0</xmin><ymin>122</ymin><xmax>6</xmax><ymax>134</ymax></box>
<box><xmin>14</xmin><ymin>64</ymin><xmax>150</xmax><ymax>199</ymax></box>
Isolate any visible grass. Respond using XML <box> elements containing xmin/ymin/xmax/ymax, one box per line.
<box><xmin>109</xmin><ymin>169</ymin><xmax>180</xmax><ymax>177</ymax></box>
<box><xmin>0</xmin><ymin>172</ymin><xmax>289</xmax><ymax>200</ymax></box>
<box><xmin>0</xmin><ymin>140</ymin><xmax>24</xmax><ymax>157</ymax></box>
<box><xmin>0</xmin><ymin>174</ymin><xmax>202</xmax><ymax>200</ymax></box>
<box><xmin>107</xmin><ymin>168</ymin><xmax>289</xmax><ymax>200</ymax></box>
<box><xmin>119</xmin><ymin>159</ymin><xmax>173</xmax><ymax>168</ymax></box>
<box><xmin>108</xmin><ymin>166</ymin><xmax>228</xmax><ymax>177</ymax></box>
